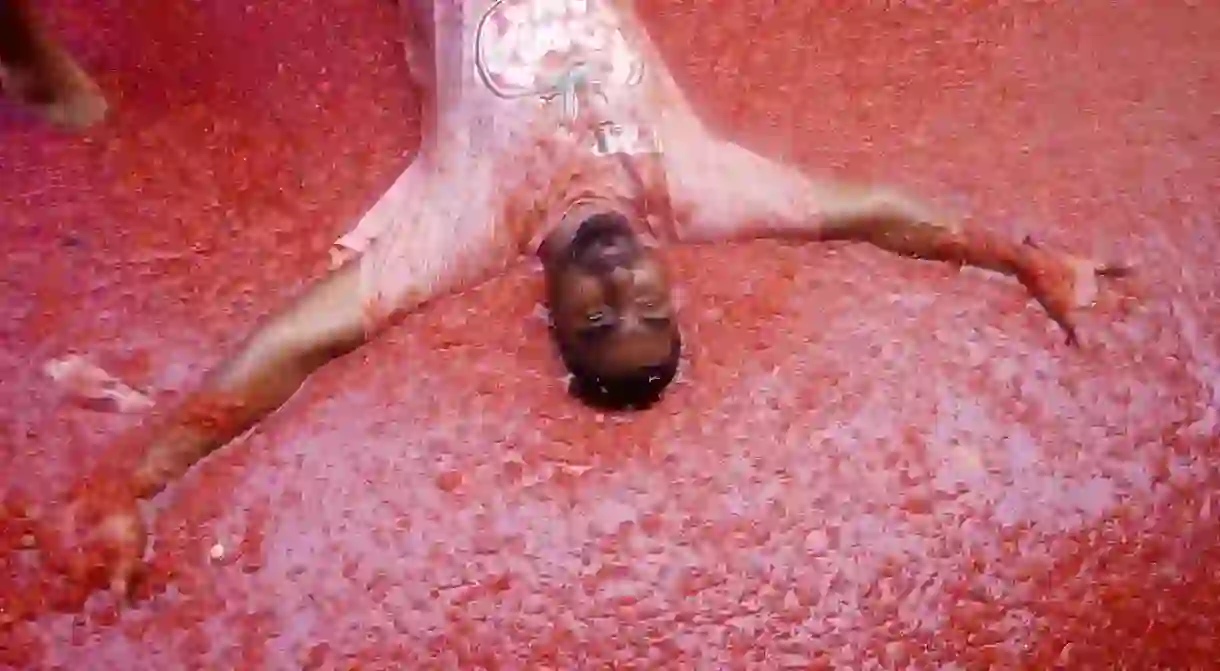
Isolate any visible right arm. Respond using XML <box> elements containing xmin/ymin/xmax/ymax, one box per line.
<box><xmin>130</xmin><ymin>259</ymin><xmax>368</xmax><ymax>499</ymax></box>
<box><xmin>47</xmin><ymin>261</ymin><xmax>370</xmax><ymax>600</ymax></box>
<box><xmin>129</xmin><ymin>182</ymin><xmax>520</xmax><ymax>498</ymax></box>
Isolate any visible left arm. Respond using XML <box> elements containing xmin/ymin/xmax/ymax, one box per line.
<box><xmin>665</xmin><ymin>134</ymin><xmax>1128</xmax><ymax>343</ymax></box>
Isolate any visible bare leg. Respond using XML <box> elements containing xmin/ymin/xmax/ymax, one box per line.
<box><xmin>0</xmin><ymin>0</ymin><xmax>108</xmax><ymax>128</ymax></box>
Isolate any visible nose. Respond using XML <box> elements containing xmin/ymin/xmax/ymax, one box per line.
<box><xmin>609</xmin><ymin>265</ymin><xmax>633</xmax><ymax>284</ymax></box>
<box><xmin>610</xmin><ymin>273</ymin><xmax>659</xmax><ymax>334</ymax></box>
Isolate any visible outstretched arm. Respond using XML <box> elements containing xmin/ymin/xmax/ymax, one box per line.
<box><xmin>43</xmin><ymin>261</ymin><xmax>371</xmax><ymax>600</ymax></box>
<box><xmin>62</xmin><ymin>165</ymin><xmax>517</xmax><ymax>600</ymax></box>
<box><xmin>130</xmin><ymin>156</ymin><xmax>521</xmax><ymax>498</ymax></box>
<box><xmin>668</xmin><ymin>136</ymin><xmax>1128</xmax><ymax>343</ymax></box>
<box><xmin>129</xmin><ymin>260</ymin><xmax>367</xmax><ymax>499</ymax></box>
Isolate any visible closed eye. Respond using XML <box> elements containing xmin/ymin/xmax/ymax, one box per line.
<box><xmin>586</xmin><ymin>308</ymin><xmax>613</xmax><ymax>327</ymax></box>
<box><xmin>578</xmin><ymin>322</ymin><xmax>617</xmax><ymax>342</ymax></box>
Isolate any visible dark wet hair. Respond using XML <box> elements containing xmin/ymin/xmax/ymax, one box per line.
<box><xmin>554</xmin><ymin>329</ymin><xmax>682</xmax><ymax>411</ymax></box>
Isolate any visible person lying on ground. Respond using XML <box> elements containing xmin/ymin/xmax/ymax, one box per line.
<box><xmin>32</xmin><ymin>0</ymin><xmax>1130</xmax><ymax>602</ymax></box>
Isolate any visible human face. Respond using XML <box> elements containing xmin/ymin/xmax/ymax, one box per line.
<box><xmin>544</xmin><ymin>213</ymin><xmax>679</xmax><ymax>377</ymax></box>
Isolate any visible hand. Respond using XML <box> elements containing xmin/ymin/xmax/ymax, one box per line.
<box><xmin>39</xmin><ymin>478</ymin><xmax>149</xmax><ymax>603</ymax></box>
<box><xmin>1017</xmin><ymin>235</ymin><xmax>1133</xmax><ymax>345</ymax></box>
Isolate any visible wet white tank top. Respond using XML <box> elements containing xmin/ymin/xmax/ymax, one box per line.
<box><xmin>426</xmin><ymin>0</ymin><xmax>674</xmax><ymax>245</ymax></box>
<box><xmin>345</xmin><ymin>0</ymin><xmax>685</xmax><ymax>328</ymax></box>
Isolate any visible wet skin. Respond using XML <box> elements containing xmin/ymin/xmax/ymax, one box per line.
<box><xmin>36</xmin><ymin>162</ymin><xmax>1132</xmax><ymax>603</ymax></box>
<box><xmin>0</xmin><ymin>0</ymin><xmax>108</xmax><ymax>128</ymax></box>
<box><xmin>26</xmin><ymin>0</ymin><xmax>1134</xmax><ymax>605</ymax></box>
<box><xmin>543</xmin><ymin>213</ymin><xmax>679</xmax><ymax>378</ymax></box>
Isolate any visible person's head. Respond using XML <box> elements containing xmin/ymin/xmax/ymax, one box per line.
<box><xmin>543</xmin><ymin>211</ymin><xmax>681</xmax><ymax>410</ymax></box>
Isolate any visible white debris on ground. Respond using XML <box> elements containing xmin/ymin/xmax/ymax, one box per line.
<box><xmin>42</xmin><ymin>355</ymin><xmax>154</xmax><ymax>414</ymax></box>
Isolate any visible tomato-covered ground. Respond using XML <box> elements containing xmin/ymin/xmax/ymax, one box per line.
<box><xmin>1</xmin><ymin>0</ymin><xmax>1218</xmax><ymax>668</ymax></box>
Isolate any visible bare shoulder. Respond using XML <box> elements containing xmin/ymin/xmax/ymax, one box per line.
<box><xmin>657</xmin><ymin>130</ymin><xmax>813</xmax><ymax>241</ymax></box>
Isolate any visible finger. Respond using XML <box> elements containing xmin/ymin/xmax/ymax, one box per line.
<box><xmin>1096</xmin><ymin>262</ymin><xmax>1133</xmax><ymax>278</ymax></box>
<box><xmin>1038</xmin><ymin>295</ymin><xmax>1081</xmax><ymax>347</ymax></box>
<box><xmin>1057</xmin><ymin>313</ymin><xmax>1080</xmax><ymax>347</ymax></box>
<box><xmin>109</xmin><ymin>573</ymin><xmax>129</xmax><ymax>599</ymax></box>
<box><xmin>109</xmin><ymin>566</ymin><xmax>133</xmax><ymax>601</ymax></box>
<box><xmin>97</xmin><ymin>513</ymin><xmax>146</xmax><ymax>602</ymax></box>
<box><xmin>109</xmin><ymin>547</ymin><xmax>147</xmax><ymax>603</ymax></box>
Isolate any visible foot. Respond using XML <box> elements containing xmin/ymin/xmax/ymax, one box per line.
<box><xmin>0</xmin><ymin>40</ymin><xmax>107</xmax><ymax>129</ymax></box>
